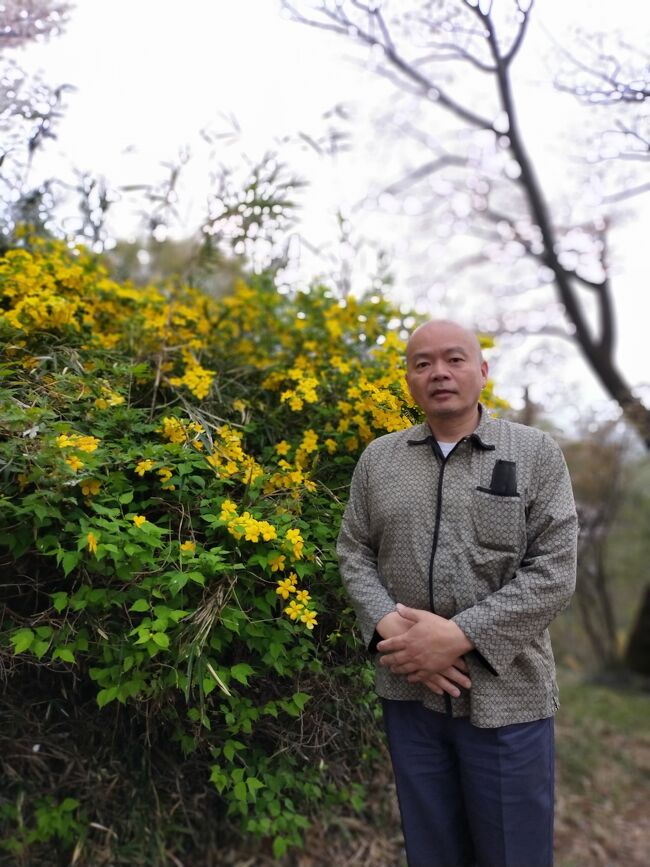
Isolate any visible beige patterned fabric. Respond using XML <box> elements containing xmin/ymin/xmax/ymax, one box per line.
<box><xmin>337</xmin><ymin>407</ymin><xmax>578</xmax><ymax>728</ymax></box>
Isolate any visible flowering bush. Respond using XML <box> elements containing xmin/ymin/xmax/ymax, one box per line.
<box><xmin>0</xmin><ymin>237</ymin><xmax>504</xmax><ymax>861</ymax></box>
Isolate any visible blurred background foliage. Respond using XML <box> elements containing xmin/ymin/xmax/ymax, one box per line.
<box><xmin>1</xmin><ymin>1</ymin><xmax>649</xmax><ymax>865</ymax></box>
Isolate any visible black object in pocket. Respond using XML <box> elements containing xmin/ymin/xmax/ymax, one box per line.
<box><xmin>477</xmin><ymin>459</ymin><xmax>519</xmax><ymax>497</ymax></box>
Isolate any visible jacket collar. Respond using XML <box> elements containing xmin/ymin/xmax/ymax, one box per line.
<box><xmin>406</xmin><ymin>404</ymin><xmax>496</xmax><ymax>451</ymax></box>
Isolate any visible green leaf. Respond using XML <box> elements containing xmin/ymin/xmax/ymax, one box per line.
<box><xmin>53</xmin><ymin>647</ymin><xmax>76</xmax><ymax>664</ymax></box>
<box><xmin>119</xmin><ymin>491</ymin><xmax>134</xmax><ymax>504</ymax></box>
<box><xmin>129</xmin><ymin>598</ymin><xmax>149</xmax><ymax>612</ymax></box>
<box><xmin>151</xmin><ymin>632</ymin><xmax>169</xmax><ymax>649</ymax></box>
<box><xmin>223</xmin><ymin>739</ymin><xmax>245</xmax><ymax>762</ymax></box>
<box><xmin>233</xmin><ymin>781</ymin><xmax>247</xmax><ymax>802</ymax></box>
<box><xmin>292</xmin><ymin>692</ymin><xmax>311</xmax><ymax>711</ymax></box>
<box><xmin>62</xmin><ymin>551</ymin><xmax>80</xmax><ymax>576</ymax></box>
<box><xmin>10</xmin><ymin>627</ymin><xmax>34</xmax><ymax>654</ymax></box>
<box><xmin>31</xmin><ymin>639</ymin><xmax>50</xmax><ymax>659</ymax></box>
<box><xmin>273</xmin><ymin>837</ymin><xmax>288</xmax><ymax>859</ymax></box>
<box><xmin>230</xmin><ymin>663</ymin><xmax>254</xmax><ymax>685</ymax></box>
<box><xmin>52</xmin><ymin>592</ymin><xmax>69</xmax><ymax>613</ymax></box>
<box><xmin>246</xmin><ymin>777</ymin><xmax>264</xmax><ymax>797</ymax></box>
<box><xmin>97</xmin><ymin>687</ymin><xmax>118</xmax><ymax>708</ymax></box>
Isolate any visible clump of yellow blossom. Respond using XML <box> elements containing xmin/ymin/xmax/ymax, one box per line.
<box><xmin>284</xmin><ymin>528</ymin><xmax>304</xmax><ymax>560</ymax></box>
<box><xmin>219</xmin><ymin>499</ymin><xmax>238</xmax><ymax>521</ymax></box>
<box><xmin>135</xmin><ymin>460</ymin><xmax>155</xmax><ymax>476</ymax></box>
<box><xmin>284</xmin><ymin>599</ymin><xmax>303</xmax><ymax>620</ymax></box>
<box><xmin>132</xmin><ymin>515</ymin><xmax>147</xmax><ymax>528</ymax></box>
<box><xmin>157</xmin><ymin>467</ymin><xmax>175</xmax><ymax>490</ymax></box>
<box><xmin>65</xmin><ymin>455</ymin><xmax>84</xmax><ymax>472</ymax></box>
<box><xmin>86</xmin><ymin>532</ymin><xmax>99</xmax><ymax>555</ymax></box>
<box><xmin>180</xmin><ymin>541</ymin><xmax>196</xmax><ymax>554</ymax></box>
<box><xmin>57</xmin><ymin>433</ymin><xmax>100</xmax><ymax>452</ymax></box>
<box><xmin>81</xmin><ymin>479</ymin><xmax>101</xmax><ymax>496</ymax></box>
<box><xmin>276</xmin><ymin>577</ymin><xmax>296</xmax><ymax>599</ymax></box>
<box><xmin>269</xmin><ymin>553</ymin><xmax>286</xmax><ymax>573</ymax></box>
<box><xmin>169</xmin><ymin>355</ymin><xmax>215</xmax><ymax>401</ymax></box>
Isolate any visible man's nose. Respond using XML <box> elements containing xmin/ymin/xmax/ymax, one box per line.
<box><xmin>430</xmin><ymin>362</ymin><xmax>450</xmax><ymax>380</ymax></box>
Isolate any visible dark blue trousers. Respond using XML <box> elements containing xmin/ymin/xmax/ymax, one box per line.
<box><xmin>382</xmin><ymin>700</ymin><xmax>555</xmax><ymax>867</ymax></box>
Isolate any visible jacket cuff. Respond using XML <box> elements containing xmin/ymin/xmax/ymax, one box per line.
<box><xmin>468</xmin><ymin>648</ymin><xmax>498</xmax><ymax>676</ymax></box>
<box><xmin>368</xmin><ymin>629</ymin><xmax>382</xmax><ymax>655</ymax></box>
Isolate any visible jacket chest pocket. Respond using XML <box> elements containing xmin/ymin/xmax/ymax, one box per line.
<box><xmin>471</xmin><ymin>488</ymin><xmax>524</xmax><ymax>553</ymax></box>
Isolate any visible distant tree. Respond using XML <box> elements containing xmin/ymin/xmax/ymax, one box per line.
<box><xmin>283</xmin><ymin>0</ymin><xmax>650</xmax><ymax>446</ymax></box>
<box><xmin>0</xmin><ymin>0</ymin><xmax>72</xmax><ymax>243</ymax></box>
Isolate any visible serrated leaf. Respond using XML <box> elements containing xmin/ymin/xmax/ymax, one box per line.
<box><xmin>97</xmin><ymin>687</ymin><xmax>118</xmax><ymax>708</ymax></box>
<box><xmin>129</xmin><ymin>598</ymin><xmax>149</xmax><ymax>612</ymax></box>
<box><xmin>10</xmin><ymin>627</ymin><xmax>34</xmax><ymax>654</ymax></box>
<box><xmin>53</xmin><ymin>647</ymin><xmax>76</xmax><ymax>663</ymax></box>
<box><xmin>230</xmin><ymin>663</ymin><xmax>254</xmax><ymax>685</ymax></box>
<box><xmin>32</xmin><ymin>639</ymin><xmax>50</xmax><ymax>659</ymax></box>
<box><xmin>292</xmin><ymin>692</ymin><xmax>311</xmax><ymax>711</ymax></box>
<box><xmin>273</xmin><ymin>837</ymin><xmax>288</xmax><ymax>859</ymax></box>
<box><xmin>246</xmin><ymin>777</ymin><xmax>263</xmax><ymax>800</ymax></box>
<box><xmin>62</xmin><ymin>551</ymin><xmax>80</xmax><ymax>576</ymax></box>
<box><xmin>151</xmin><ymin>632</ymin><xmax>169</xmax><ymax>649</ymax></box>
<box><xmin>233</xmin><ymin>781</ymin><xmax>247</xmax><ymax>802</ymax></box>
<box><xmin>52</xmin><ymin>592</ymin><xmax>69</xmax><ymax>613</ymax></box>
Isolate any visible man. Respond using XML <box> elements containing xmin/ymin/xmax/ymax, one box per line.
<box><xmin>337</xmin><ymin>320</ymin><xmax>578</xmax><ymax>867</ymax></box>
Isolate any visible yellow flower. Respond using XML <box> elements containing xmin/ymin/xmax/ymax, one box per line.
<box><xmin>75</xmin><ymin>435</ymin><xmax>100</xmax><ymax>453</ymax></box>
<box><xmin>324</xmin><ymin>438</ymin><xmax>337</xmax><ymax>454</ymax></box>
<box><xmin>57</xmin><ymin>432</ymin><xmax>100</xmax><ymax>453</ymax></box>
<box><xmin>300</xmin><ymin>429</ymin><xmax>318</xmax><ymax>454</ymax></box>
<box><xmin>287</xmin><ymin>572</ymin><xmax>298</xmax><ymax>586</ymax></box>
<box><xmin>86</xmin><ymin>532</ymin><xmax>99</xmax><ymax>555</ymax></box>
<box><xmin>300</xmin><ymin>609</ymin><xmax>318</xmax><ymax>630</ymax></box>
<box><xmin>258</xmin><ymin>521</ymin><xmax>277</xmax><ymax>542</ymax></box>
<box><xmin>65</xmin><ymin>455</ymin><xmax>84</xmax><ymax>472</ymax></box>
<box><xmin>233</xmin><ymin>398</ymin><xmax>247</xmax><ymax>414</ymax></box>
<box><xmin>295</xmin><ymin>589</ymin><xmax>311</xmax><ymax>604</ymax></box>
<box><xmin>269</xmin><ymin>553</ymin><xmax>286</xmax><ymax>573</ymax></box>
<box><xmin>285</xmin><ymin>528</ymin><xmax>304</xmax><ymax>560</ymax></box>
<box><xmin>180</xmin><ymin>540</ymin><xmax>196</xmax><ymax>554</ymax></box>
<box><xmin>81</xmin><ymin>479</ymin><xmax>101</xmax><ymax>496</ymax></box>
<box><xmin>219</xmin><ymin>499</ymin><xmax>238</xmax><ymax>521</ymax></box>
<box><xmin>284</xmin><ymin>599</ymin><xmax>304</xmax><ymax>620</ymax></box>
<box><xmin>276</xmin><ymin>578</ymin><xmax>297</xmax><ymax>599</ymax></box>
<box><xmin>275</xmin><ymin>440</ymin><xmax>291</xmax><ymax>456</ymax></box>
<box><xmin>132</xmin><ymin>515</ymin><xmax>147</xmax><ymax>528</ymax></box>
<box><xmin>135</xmin><ymin>459</ymin><xmax>155</xmax><ymax>476</ymax></box>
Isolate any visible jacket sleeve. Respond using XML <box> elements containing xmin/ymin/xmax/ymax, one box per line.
<box><xmin>336</xmin><ymin>449</ymin><xmax>397</xmax><ymax>649</ymax></box>
<box><xmin>452</xmin><ymin>433</ymin><xmax>578</xmax><ymax>676</ymax></box>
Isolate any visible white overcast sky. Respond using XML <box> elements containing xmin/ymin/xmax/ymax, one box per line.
<box><xmin>13</xmin><ymin>0</ymin><xmax>650</xmax><ymax>430</ymax></box>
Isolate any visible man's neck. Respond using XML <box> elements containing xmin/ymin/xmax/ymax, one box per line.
<box><xmin>426</xmin><ymin>406</ymin><xmax>481</xmax><ymax>443</ymax></box>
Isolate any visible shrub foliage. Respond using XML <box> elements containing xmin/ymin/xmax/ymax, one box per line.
<box><xmin>0</xmin><ymin>238</ymin><xmax>503</xmax><ymax>862</ymax></box>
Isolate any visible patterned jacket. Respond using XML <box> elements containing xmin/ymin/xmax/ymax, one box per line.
<box><xmin>336</xmin><ymin>408</ymin><xmax>578</xmax><ymax>728</ymax></box>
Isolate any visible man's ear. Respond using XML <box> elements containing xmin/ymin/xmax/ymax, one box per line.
<box><xmin>404</xmin><ymin>368</ymin><xmax>415</xmax><ymax>399</ymax></box>
<box><xmin>480</xmin><ymin>359</ymin><xmax>489</xmax><ymax>386</ymax></box>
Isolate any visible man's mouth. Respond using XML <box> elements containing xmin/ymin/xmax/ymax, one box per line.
<box><xmin>431</xmin><ymin>389</ymin><xmax>456</xmax><ymax>397</ymax></box>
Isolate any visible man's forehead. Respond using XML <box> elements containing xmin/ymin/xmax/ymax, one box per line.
<box><xmin>406</xmin><ymin>321</ymin><xmax>481</xmax><ymax>359</ymax></box>
<box><xmin>408</xmin><ymin>343</ymin><xmax>469</xmax><ymax>359</ymax></box>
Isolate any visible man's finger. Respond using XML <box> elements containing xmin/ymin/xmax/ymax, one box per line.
<box><xmin>395</xmin><ymin>603</ymin><xmax>422</xmax><ymax>622</ymax></box>
<box><xmin>443</xmin><ymin>665</ymin><xmax>471</xmax><ymax>690</ymax></box>
<box><xmin>376</xmin><ymin>636</ymin><xmax>407</xmax><ymax>653</ymax></box>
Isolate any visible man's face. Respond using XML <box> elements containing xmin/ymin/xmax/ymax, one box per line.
<box><xmin>405</xmin><ymin>322</ymin><xmax>488</xmax><ymax>424</ymax></box>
